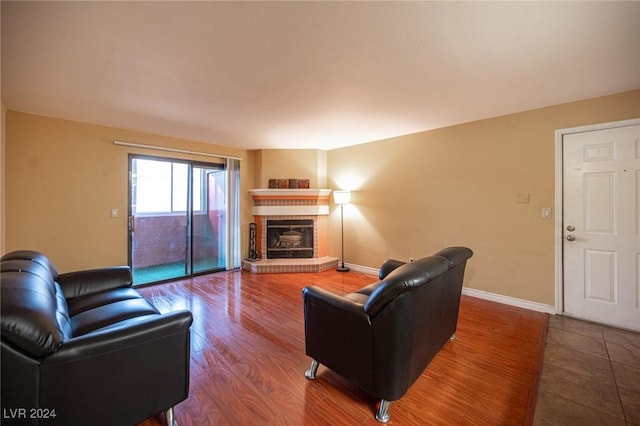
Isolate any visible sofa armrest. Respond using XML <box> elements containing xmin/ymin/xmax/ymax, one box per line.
<box><xmin>57</xmin><ymin>266</ymin><xmax>133</xmax><ymax>299</ymax></box>
<box><xmin>302</xmin><ymin>286</ymin><xmax>374</xmax><ymax>388</ymax></box>
<box><xmin>378</xmin><ymin>259</ymin><xmax>407</xmax><ymax>280</ymax></box>
<box><xmin>303</xmin><ymin>286</ymin><xmax>369</xmax><ymax>318</ymax></box>
<box><xmin>38</xmin><ymin>310</ymin><xmax>192</xmax><ymax>425</ymax></box>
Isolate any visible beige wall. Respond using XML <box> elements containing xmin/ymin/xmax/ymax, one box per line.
<box><xmin>1</xmin><ymin>102</ymin><xmax>5</xmax><ymax>254</ymax></box>
<box><xmin>4</xmin><ymin>111</ymin><xmax>254</xmax><ymax>272</ymax></box>
<box><xmin>4</xmin><ymin>90</ymin><xmax>639</xmax><ymax>306</ymax></box>
<box><xmin>327</xmin><ymin>90</ymin><xmax>640</xmax><ymax>306</ymax></box>
<box><xmin>1</xmin><ymin>2</ymin><xmax>4</xmax><ymax>253</ymax></box>
<box><xmin>254</xmin><ymin>149</ymin><xmax>327</xmax><ymax>189</ymax></box>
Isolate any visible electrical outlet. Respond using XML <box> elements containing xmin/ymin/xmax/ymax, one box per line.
<box><xmin>542</xmin><ymin>208</ymin><xmax>552</xmax><ymax>219</ymax></box>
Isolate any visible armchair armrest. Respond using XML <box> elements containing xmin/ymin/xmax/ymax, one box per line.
<box><xmin>57</xmin><ymin>266</ymin><xmax>132</xmax><ymax>299</ymax></box>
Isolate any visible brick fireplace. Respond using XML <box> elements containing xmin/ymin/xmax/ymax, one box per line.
<box><xmin>242</xmin><ymin>189</ymin><xmax>338</xmax><ymax>273</ymax></box>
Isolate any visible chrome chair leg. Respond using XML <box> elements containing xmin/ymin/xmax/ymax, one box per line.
<box><xmin>165</xmin><ymin>407</ymin><xmax>177</xmax><ymax>426</ymax></box>
<box><xmin>304</xmin><ymin>359</ymin><xmax>319</xmax><ymax>379</ymax></box>
<box><xmin>375</xmin><ymin>399</ymin><xmax>391</xmax><ymax>423</ymax></box>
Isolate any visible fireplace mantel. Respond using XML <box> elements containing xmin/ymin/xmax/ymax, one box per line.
<box><xmin>249</xmin><ymin>189</ymin><xmax>333</xmax><ymax>216</ymax></box>
<box><xmin>249</xmin><ymin>189</ymin><xmax>332</xmax><ymax>197</ymax></box>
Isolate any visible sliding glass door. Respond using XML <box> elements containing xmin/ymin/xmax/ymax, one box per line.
<box><xmin>129</xmin><ymin>155</ymin><xmax>228</xmax><ymax>285</ymax></box>
<box><xmin>192</xmin><ymin>167</ymin><xmax>226</xmax><ymax>274</ymax></box>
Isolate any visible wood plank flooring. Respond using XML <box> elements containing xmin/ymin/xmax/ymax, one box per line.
<box><xmin>137</xmin><ymin>269</ymin><xmax>548</xmax><ymax>425</ymax></box>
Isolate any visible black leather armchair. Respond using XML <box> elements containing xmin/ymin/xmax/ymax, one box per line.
<box><xmin>302</xmin><ymin>247</ymin><xmax>473</xmax><ymax>423</ymax></box>
<box><xmin>1</xmin><ymin>250</ymin><xmax>193</xmax><ymax>426</ymax></box>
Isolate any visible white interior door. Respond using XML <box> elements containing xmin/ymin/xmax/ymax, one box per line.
<box><xmin>562</xmin><ymin>123</ymin><xmax>640</xmax><ymax>331</ymax></box>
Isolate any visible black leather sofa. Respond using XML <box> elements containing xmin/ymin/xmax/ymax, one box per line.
<box><xmin>1</xmin><ymin>250</ymin><xmax>193</xmax><ymax>426</ymax></box>
<box><xmin>303</xmin><ymin>246</ymin><xmax>473</xmax><ymax>423</ymax></box>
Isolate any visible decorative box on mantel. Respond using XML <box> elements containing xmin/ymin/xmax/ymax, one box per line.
<box><xmin>242</xmin><ymin>189</ymin><xmax>339</xmax><ymax>273</ymax></box>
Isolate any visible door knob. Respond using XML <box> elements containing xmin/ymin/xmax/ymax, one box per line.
<box><xmin>566</xmin><ymin>225</ymin><xmax>576</xmax><ymax>232</ymax></box>
<box><xmin>566</xmin><ymin>234</ymin><xmax>576</xmax><ymax>241</ymax></box>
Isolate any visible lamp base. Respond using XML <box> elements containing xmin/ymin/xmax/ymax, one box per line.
<box><xmin>337</xmin><ymin>265</ymin><xmax>350</xmax><ymax>272</ymax></box>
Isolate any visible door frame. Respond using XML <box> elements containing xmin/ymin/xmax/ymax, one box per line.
<box><xmin>553</xmin><ymin>118</ymin><xmax>640</xmax><ymax>316</ymax></box>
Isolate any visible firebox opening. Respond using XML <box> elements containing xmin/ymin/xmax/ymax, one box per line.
<box><xmin>266</xmin><ymin>219</ymin><xmax>314</xmax><ymax>259</ymax></box>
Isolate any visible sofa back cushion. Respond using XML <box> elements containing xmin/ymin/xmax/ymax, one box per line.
<box><xmin>1</xmin><ymin>258</ymin><xmax>67</xmax><ymax>358</ymax></box>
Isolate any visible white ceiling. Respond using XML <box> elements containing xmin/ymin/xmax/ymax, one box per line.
<box><xmin>2</xmin><ymin>1</ymin><xmax>639</xmax><ymax>150</ymax></box>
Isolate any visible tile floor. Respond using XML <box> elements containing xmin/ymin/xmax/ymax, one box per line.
<box><xmin>533</xmin><ymin>315</ymin><xmax>640</xmax><ymax>425</ymax></box>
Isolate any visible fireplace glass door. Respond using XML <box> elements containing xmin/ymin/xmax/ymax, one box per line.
<box><xmin>266</xmin><ymin>219</ymin><xmax>314</xmax><ymax>259</ymax></box>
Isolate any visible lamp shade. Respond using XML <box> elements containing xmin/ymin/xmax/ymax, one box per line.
<box><xmin>333</xmin><ymin>190</ymin><xmax>351</xmax><ymax>205</ymax></box>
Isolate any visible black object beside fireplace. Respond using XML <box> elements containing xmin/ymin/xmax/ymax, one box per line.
<box><xmin>266</xmin><ymin>219</ymin><xmax>314</xmax><ymax>259</ymax></box>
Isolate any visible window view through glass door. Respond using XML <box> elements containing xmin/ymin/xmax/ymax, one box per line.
<box><xmin>129</xmin><ymin>156</ymin><xmax>227</xmax><ymax>285</ymax></box>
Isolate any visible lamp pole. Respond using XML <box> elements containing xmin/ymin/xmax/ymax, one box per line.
<box><xmin>335</xmin><ymin>191</ymin><xmax>350</xmax><ymax>272</ymax></box>
<box><xmin>337</xmin><ymin>203</ymin><xmax>349</xmax><ymax>272</ymax></box>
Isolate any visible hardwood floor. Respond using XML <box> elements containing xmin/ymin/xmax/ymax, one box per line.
<box><xmin>137</xmin><ymin>269</ymin><xmax>548</xmax><ymax>425</ymax></box>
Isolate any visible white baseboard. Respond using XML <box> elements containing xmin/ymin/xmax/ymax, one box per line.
<box><xmin>347</xmin><ymin>263</ymin><xmax>379</xmax><ymax>276</ymax></box>
<box><xmin>461</xmin><ymin>287</ymin><xmax>556</xmax><ymax>314</ymax></box>
<box><xmin>346</xmin><ymin>263</ymin><xmax>556</xmax><ymax>315</ymax></box>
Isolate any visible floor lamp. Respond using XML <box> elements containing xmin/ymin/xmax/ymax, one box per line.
<box><xmin>333</xmin><ymin>190</ymin><xmax>351</xmax><ymax>272</ymax></box>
